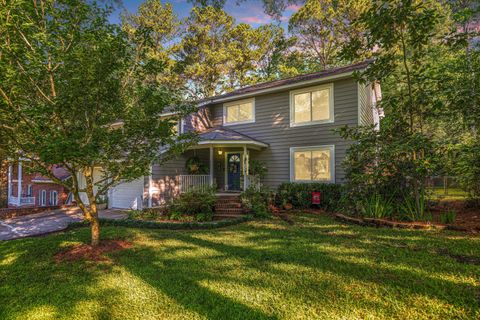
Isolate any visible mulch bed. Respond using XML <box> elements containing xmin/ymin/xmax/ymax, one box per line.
<box><xmin>55</xmin><ymin>240</ymin><xmax>133</xmax><ymax>263</ymax></box>
<box><xmin>430</xmin><ymin>200</ymin><xmax>480</xmax><ymax>231</ymax></box>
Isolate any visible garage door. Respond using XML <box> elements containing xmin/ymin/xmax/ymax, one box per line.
<box><xmin>109</xmin><ymin>177</ymin><xmax>144</xmax><ymax>210</ymax></box>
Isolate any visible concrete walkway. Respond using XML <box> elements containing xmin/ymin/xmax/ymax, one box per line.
<box><xmin>0</xmin><ymin>208</ymin><xmax>127</xmax><ymax>240</ymax></box>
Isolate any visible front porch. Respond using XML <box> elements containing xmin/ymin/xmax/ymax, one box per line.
<box><xmin>177</xmin><ymin>127</ymin><xmax>268</xmax><ymax>194</ymax></box>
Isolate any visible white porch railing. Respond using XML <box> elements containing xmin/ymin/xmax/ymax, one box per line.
<box><xmin>8</xmin><ymin>196</ymin><xmax>36</xmax><ymax>206</ymax></box>
<box><xmin>179</xmin><ymin>175</ymin><xmax>210</xmax><ymax>193</ymax></box>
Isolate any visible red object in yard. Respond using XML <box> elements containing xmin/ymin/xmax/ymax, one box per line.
<box><xmin>312</xmin><ymin>191</ymin><xmax>321</xmax><ymax>204</ymax></box>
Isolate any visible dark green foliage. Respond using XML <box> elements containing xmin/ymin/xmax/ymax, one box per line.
<box><xmin>440</xmin><ymin>209</ymin><xmax>457</xmax><ymax>224</ymax></box>
<box><xmin>240</xmin><ymin>186</ymin><xmax>274</xmax><ymax>218</ymax></box>
<box><xmin>360</xmin><ymin>193</ymin><xmax>393</xmax><ymax>219</ymax></box>
<box><xmin>277</xmin><ymin>182</ymin><xmax>346</xmax><ymax>212</ymax></box>
<box><xmin>454</xmin><ymin>141</ymin><xmax>480</xmax><ymax>202</ymax></box>
<box><xmin>185</xmin><ymin>156</ymin><xmax>208</xmax><ymax>174</ymax></box>
<box><xmin>248</xmin><ymin>160</ymin><xmax>268</xmax><ymax>178</ymax></box>
<box><xmin>170</xmin><ymin>186</ymin><xmax>217</xmax><ymax>220</ymax></box>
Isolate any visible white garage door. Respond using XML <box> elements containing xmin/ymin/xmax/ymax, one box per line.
<box><xmin>109</xmin><ymin>178</ymin><xmax>144</xmax><ymax>210</ymax></box>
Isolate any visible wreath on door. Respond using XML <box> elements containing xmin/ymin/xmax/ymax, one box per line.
<box><xmin>185</xmin><ymin>156</ymin><xmax>208</xmax><ymax>174</ymax></box>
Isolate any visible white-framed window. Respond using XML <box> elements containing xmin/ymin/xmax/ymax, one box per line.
<box><xmin>290</xmin><ymin>84</ymin><xmax>334</xmax><ymax>127</ymax></box>
<box><xmin>290</xmin><ymin>145</ymin><xmax>335</xmax><ymax>182</ymax></box>
<box><xmin>50</xmin><ymin>191</ymin><xmax>58</xmax><ymax>206</ymax></box>
<box><xmin>223</xmin><ymin>98</ymin><xmax>255</xmax><ymax>125</ymax></box>
<box><xmin>39</xmin><ymin>190</ymin><xmax>47</xmax><ymax>206</ymax></box>
<box><xmin>26</xmin><ymin>185</ymin><xmax>33</xmax><ymax>197</ymax></box>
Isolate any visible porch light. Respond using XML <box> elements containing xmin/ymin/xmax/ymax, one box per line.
<box><xmin>218</xmin><ymin>150</ymin><xmax>223</xmax><ymax>155</ymax></box>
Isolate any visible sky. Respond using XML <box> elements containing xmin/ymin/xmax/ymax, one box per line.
<box><xmin>109</xmin><ymin>0</ymin><xmax>301</xmax><ymax>29</ymax></box>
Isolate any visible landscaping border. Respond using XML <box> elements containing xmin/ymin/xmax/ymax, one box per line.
<box><xmin>334</xmin><ymin>213</ymin><xmax>469</xmax><ymax>231</ymax></box>
<box><xmin>68</xmin><ymin>215</ymin><xmax>252</xmax><ymax>230</ymax></box>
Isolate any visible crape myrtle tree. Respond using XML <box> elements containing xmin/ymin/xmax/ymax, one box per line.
<box><xmin>0</xmin><ymin>0</ymin><xmax>195</xmax><ymax>246</ymax></box>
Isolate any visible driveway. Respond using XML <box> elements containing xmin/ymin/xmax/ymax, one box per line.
<box><xmin>0</xmin><ymin>208</ymin><xmax>127</xmax><ymax>240</ymax></box>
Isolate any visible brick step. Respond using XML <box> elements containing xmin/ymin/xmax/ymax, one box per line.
<box><xmin>215</xmin><ymin>202</ymin><xmax>242</xmax><ymax>209</ymax></box>
<box><xmin>215</xmin><ymin>208</ymin><xmax>245</xmax><ymax>214</ymax></box>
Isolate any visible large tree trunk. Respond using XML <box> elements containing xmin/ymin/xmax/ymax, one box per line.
<box><xmin>84</xmin><ymin>167</ymin><xmax>100</xmax><ymax>247</ymax></box>
<box><xmin>90</xmin><ymin>213</ymin><xmax>100</xmax><ymax>247</ymax></box>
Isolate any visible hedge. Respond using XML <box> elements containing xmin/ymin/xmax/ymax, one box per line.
<box><xmin>277</xmin><ymin>182</ymin><xmax>345</xmax><ymax>212</ymax></box>
<box><xmin>67</xmin><ymin>215</ymin><xmax>252</xmax><ymax>231</ymax></box>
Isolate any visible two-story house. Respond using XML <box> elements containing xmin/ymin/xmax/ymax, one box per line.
<box><xmin>106</xmin><ymin>61</ymin><xmax>381</xmax><ymax>209</ymax></box>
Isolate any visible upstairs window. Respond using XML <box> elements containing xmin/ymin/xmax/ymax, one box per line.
<box><xmin>223</xmin><ymin>98</ymin><xmax>255</xmax><ymax>125</ymax></box>
<box><xmin>290</xmin><ymin>84</ymin><xmax>334</xmax><ymax>126</ymax></box>
<box><xmin>290</xmin><ymin>146</ymin><xmax>334</xmax><ymax>182</ymax></box>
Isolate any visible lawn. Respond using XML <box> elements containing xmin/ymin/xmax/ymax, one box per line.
<box><xmin>0</xmin><ymin>214</ymin><xmax>479</xmax><ymax>320</ymax></box>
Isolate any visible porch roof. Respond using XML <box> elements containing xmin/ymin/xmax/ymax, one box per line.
<box><xmin>193</xmin><ymin>127</ymin><xmax>269</xmax><ymax>150</ymax></box>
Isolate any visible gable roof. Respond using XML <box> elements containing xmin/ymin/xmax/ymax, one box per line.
<box><xmin>201</xmin><ymin>60</ymin><xmax>370</xmax><ymax>105</ymax></box>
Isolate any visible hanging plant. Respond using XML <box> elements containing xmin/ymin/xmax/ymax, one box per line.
<box><xmin>185</xmin><ymin>156</ymin><xmax>208</xmax><ymax>175</ymax></box>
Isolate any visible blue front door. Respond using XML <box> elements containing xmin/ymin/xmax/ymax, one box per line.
<box><xmin>227</xmin><ymin>153</ymin><xmax>241</xmax><ymax>191</ymax></box>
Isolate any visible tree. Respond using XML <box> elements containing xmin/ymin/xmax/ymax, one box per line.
<box><xmin>289</xmin><ymin>0</ymin><xmax>370</xmax><ymax>70</ymax></box>
<box><xmin>340</xmin><ymin>0</ymin><xmax>452</xmax><ymax>214</ymax></box>
<box><xmin>0</xmin><ymin>0</ymin><xmax>193</xmax><ymax>246</ymax></box>
<box><xmin>121</xmin><ymin>0</ymin><xmax>184</xmax><ymax>91</ymax></box>
<box><xmin>175</xmin><ymin>6</ymin><xmax>282</xmax><ymax>97</ymax></box>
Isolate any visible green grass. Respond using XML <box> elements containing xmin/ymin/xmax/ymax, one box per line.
<box><xmin>0</xmin><ymin>214</ymin><xmax>479</xmax><ymax>320</ymax></box>
<box><xmin>428</xmin><ymin>187</ymin><xmax>469</xmax><ymax>200</ymax></box>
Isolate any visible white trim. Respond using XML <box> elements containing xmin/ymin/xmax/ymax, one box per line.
<box><xmin>289</xmin><ymin>145</ymin><xmax>335</xmax><ymax>183</ymax></box>
<box><xmin>201</xmin><ymin>71</ymin><xmax>356</xmax><ymax>105</ymax></box>
<box><xmin>50</xmin><ymin>190</ymin><xmax>58</xmax><ymax>206</ymax></box>
<box><xmin>39</xmin><ymin>189</ymin><xmax>47</xmax><ymax>206</ymax></box>
<box><xmin>289</xmin><ymin>84</ymin><xmax>334</xmax><ymax>127</ymax></box>
<box><xmin>223</xmin><ymin>98</ymin><xmax>255</xmax><ymax>126</ymax></box>
<box><xmin>148</xmin><ymin>165</ymin><xmax>153</xmax><ymax>208</ymax></box>
<box><xmin>224</xmin><ymin>151</ymin><xmax>243</xmax><ymax>191</ymax></box>
<box><xmin>26</xmin><ymin>184</ymin><xmax>33</xmax><ymax>197</ymax></box>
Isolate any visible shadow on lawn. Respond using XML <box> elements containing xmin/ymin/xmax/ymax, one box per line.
<box><xmin>1</xmin><ymin>215</ymin><xmax>478</xmax><ymax>319</ymax></box>
<box><xmin>0</xmin><ymin>232</ymin><xmax>125</xmax><ymax>319</ymax></box>
<box><xmin>117</xmin><ymin>217</ymin><xmax>479</xmax><ymax>319</ymax></box>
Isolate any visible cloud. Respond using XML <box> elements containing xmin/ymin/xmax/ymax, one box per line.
<box><xmin>239</xmin><ymin>15</ymin><xmax>272</xmax><ymax>24</ymax></box>
<box><xmin>286</xmin><ymin>4</ymin><xmax>302</xmax><ymax>12</ymax></box>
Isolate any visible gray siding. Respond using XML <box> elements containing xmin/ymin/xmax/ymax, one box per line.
<box><xmin>149</xmin><ymin>77</ymin><xmax>360</xmax><ymax>205</ymax></box>
<box><xmin>209</xmin><ymin>78</ymin><xmax>358</xmax><ymax>187</ymax></box>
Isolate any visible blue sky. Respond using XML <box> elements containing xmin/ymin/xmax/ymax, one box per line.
<box><xmin>109</xmin><ymin>0</ymin><xmax>300</xmax><ymax>28</ymax></box>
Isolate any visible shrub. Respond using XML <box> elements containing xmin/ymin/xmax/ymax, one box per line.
<box><xmin>360</xmin><ymin>193</ymin><xmax>393</xmax><ymax>218</ymax></box>
<box><xmin>277</xmin><ymin>182</ymin><xmax>346</xmax><ymax>212</ymax></box>
<box><xmin>397</xmin><ymin>191</ymin><xmax>430</xmax><ymax>222</ymax></box>
<box><xmin>128</xmin><ymin>207</ymin><xmax>167</xmax><ymax>221</ymax></box>
<box><xmin>240</xmin><ymin>186</ymin><xmax>274</xmax><ymax>218</ymax></box>
<box><xmin>170</xmin><ymin>186</ymin><xmax>217</xmax><ymax>221</ymax></box>
<box><xmin>454</xmin><ymin>140</ymin><xmax>480</xmax><ymax>202</ymax></box>
<box><xmin>440</xmin><ymin>209</ymin><xmax>456</xmax><ymax>224</ymax></box>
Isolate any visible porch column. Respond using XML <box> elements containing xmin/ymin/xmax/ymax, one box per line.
<box><xmin>7</xmin><ymin>164</ymin><xmax>12</xmax><ymax>198</ymax></box>
<box><xmin>17</xmin><ymin>161</ymin><xmax>22</xmax><ymax>206</ymax></box>
<box><xmin>243</xmin><ymin>145</ymin><xmax>247</xmax><ymax>191</ymax></box>
<box><xmin>209</xmin><ymin>146</ymin><xmax>214</xmax><ymax>186</ymax></box>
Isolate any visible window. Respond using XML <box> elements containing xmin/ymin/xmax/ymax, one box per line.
<box><xmin>223</xmin><ymin>98</ymin><xmax>255</xmax><ymax>125</ymax></box>
<box><xmin>39</xmin><ymin>190</ymin><xmax>46</xmax><ymax>206</ymax></box>
<box><xmin>26</xmin><ymin>185</ymin><xmax>33</xmax><ymax>197</ymax></box>
<box><xmin>290</xmin><ymin>146</ymin><xmax>335</xmax><ymax>182</ymax></box>
<box><xmin>290</xmin><ymin>84</ymin><xmax>333</xmax><ymax>126</ymax></box>
<box><xmin>50</xmin><ymin>191</ymin><xmax>58</xmax><ymax>206</ymax></box>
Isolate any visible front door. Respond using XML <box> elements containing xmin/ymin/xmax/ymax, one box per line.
<box><xmin>226</xmin><ymin>153</ymin><xmax>241</xmax><ymax>191</ymax></box>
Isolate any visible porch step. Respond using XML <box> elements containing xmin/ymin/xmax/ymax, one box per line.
<box><xmin>215</xmin><ymin>208</ymin><xmax>245</xmax><ymax>215</ymax></box>
<box><xmin>215</xmin><ymin>202</ymin><xmax>242</xmax><ymax>209</ymax></box>
<box><xmin>213</xmin><ymin>213</ymin><xmax>246</xmax><ymax>220</ymax></box>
